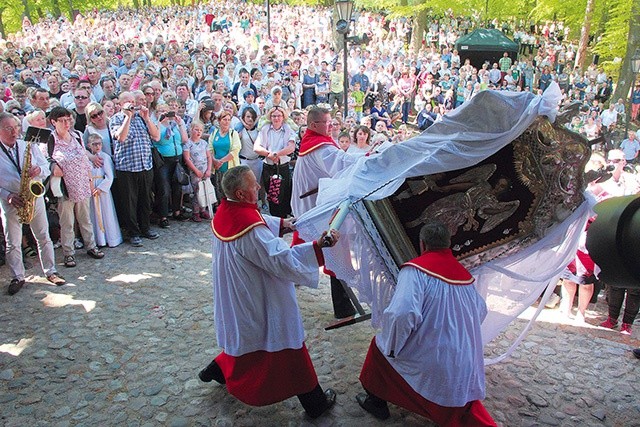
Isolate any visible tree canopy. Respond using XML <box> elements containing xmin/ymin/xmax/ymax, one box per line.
<box><xmin>1</xmin><ymin>0</ymin><xmax>635</xmax><ymax>82</ymax></box>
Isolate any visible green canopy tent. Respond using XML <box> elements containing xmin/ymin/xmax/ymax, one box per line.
<box><xmin>454</xmin><ymin>29</ymin><xmax>519</xmax><ymax>70</ymax></box>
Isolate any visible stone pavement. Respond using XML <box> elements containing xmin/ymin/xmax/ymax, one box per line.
<box><xmin>0</xmin><ymin>220</ymin><xmax>639</xmax><ymax>427</ymax></box>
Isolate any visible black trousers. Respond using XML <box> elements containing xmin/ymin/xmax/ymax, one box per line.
<box><xmin>116</xmin><ymin>169</ymin><xmax>153</xmax><ymax>237</ymax></box>
<box><xmin>607</xmin><ymin>286</ymin><xmax>640</xmax><ymax>324</ymax></box>
<box><xmin>261</xmin><ymin>162</ymin><xmax>292</xmax><ymax>218</ymax></box>
<box><xmin>200</xmin><ymin>359</ymin><xmax>328</xmax><ymax>417</ymax></box>
<box><xmin>154</xmin><ymin>155</ymin><xmax>183</xmax><ymax>217</ymax></box>
<box><xmin>331</xmin><ymin>276</ymin><xmax>356</xmax><ymax>318</ymax></box>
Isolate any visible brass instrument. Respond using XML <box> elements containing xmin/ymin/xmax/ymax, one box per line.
<box><xmin>17</xmin><ymin>136</ymin><xmax>45</xmax><ymax>224</ymax></box>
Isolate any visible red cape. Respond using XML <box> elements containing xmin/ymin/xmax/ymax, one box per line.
<box><xmin>212</xmin><ymin>198</ymin><xmax>266</xmax><ymax>241</ymax></box>
<box><xmin>299</xmin><ymin>129</ymin><xmax>339</xmax><ymax>156</ymax></box>
<box><xmin>402</xmin><ymin>249</ymin><xmax>474</xmax><ymax>285</ymax></box>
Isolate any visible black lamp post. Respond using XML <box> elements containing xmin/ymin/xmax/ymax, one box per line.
<box><xmin>334</xmin><ymin>0</ymin><xmax>354</xmax><ymax>119</ymax></box>
<box><xmin>625</xmin><ymin>49</ymin><xmax>640</xmax><ymax>138</ymax></box>
<box><xmin>266</xmin><ymin>0</ymin><xmax>271</xmax><ymax>39</ymax></box>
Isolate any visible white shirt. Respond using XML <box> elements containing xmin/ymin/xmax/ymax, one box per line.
<box><xmin>212</xmin><ymin>214</ymin><xmax>320</xmax><ymax>356</ymax></box>
<box><xmin>376</xmin><ymin>266</ymin><xmax>488</xmax><ymax>407</ymax></box>
<box><xmin>0</xmin><ymin>139</ymin><xmax>50</xmax><ymax>201</ymax></box>
<box><xmin>291</xmin><ymin>142</ymin><xmax>357</xmax><ymax>217</ymax></box>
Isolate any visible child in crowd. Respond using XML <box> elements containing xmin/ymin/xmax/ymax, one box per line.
<box><xmin>351</xmin><ymin>82</ymin><xmax>365</xmax><ymax>122</ymax></box>
<box><xmin>87</xmin><ymin>133</ymin><xmax>122</xmax><ymax>247</ymax></box>
<box><xmin>338</xmin><ymin>132</ymin><xmax>351</xmax><ymax>152</ymax></box>
<box><xmin>183</xmin><ymin>121</ymin><xmax>214</xmax><ymax>222</ymax></box>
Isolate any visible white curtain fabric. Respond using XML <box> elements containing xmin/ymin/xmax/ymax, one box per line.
<box><xmin>296</xmin><ymin>82</ymin><xmax>592</xmax><ymax>362</ymax></box>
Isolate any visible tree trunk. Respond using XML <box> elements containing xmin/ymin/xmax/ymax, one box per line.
<box><xmin>575</xmin><ymin>0</ymin><xmax>596</xmax><ymax>69</ymax></box>
<box><xmin>132</xmin><ymin>0</ymin><xmax>140</xmax><ymax>10</ymax></box>
<box><xmin>21</xmin><ymin>0</ymin><xmax>32</xmax><ymax>23</ymax></box>
<box><xmin>0</xmin><ymin>7</ymin><xmax>6</xmax><ymax>39</ymax></box>
<box><xmin>611</xmin><ymin>0</ymin><xmax>639</xmax><ymax>111</ymax></box>
<box><xmin>51</xmin><ymin>0</ymin><xmax>62</xmax><ymax>19</ymax></box>
<box><xmin>411</xmin><ymin>7</ymin><xmax>427</xmax><ymax>55</ymax></box>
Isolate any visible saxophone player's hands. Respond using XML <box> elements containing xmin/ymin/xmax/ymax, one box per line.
<box><xmin>28</xmin><ymin>166</ymin><xmax>41</xmax><ymax>178</ymax></box>
<box><xmin>7</xmin><ymin>193</ymin><xmax>25</xmax><ymax>208</ymax></box>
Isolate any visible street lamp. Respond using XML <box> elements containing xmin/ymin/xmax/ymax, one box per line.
<box><xmin>334</xmin><ymin>0</ymin><xmax>353</xmax><ymax>119</ymax></box>
<box><xmin>266</xmin><ymin>0</ymin><xmax>271</xmax><ymax>39</ymax></box>
<box><xmin>625</xmin><ymin>48</ymin><xmax>640</xmax><ymax>138</ymax></box>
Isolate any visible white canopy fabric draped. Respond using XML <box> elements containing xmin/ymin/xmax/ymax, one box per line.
<box><xmin>296</xmin><ymin>82</ymin><xmax>591</xmax><ymax>363</ymax></box>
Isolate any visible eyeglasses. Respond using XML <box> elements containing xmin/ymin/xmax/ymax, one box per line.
<box><xmin>1</xmin><ymin>125</ymin><xmax>21</xmax><ymax>132</ymax></box>
<box><xmin>224</xmin><ymin>94</ymin><xmax>232</xmax><ymax>98</ymax></box>
<box><xmin>10</xmin><ymin>110</ymin><xmax>25</xmax><ymax>116</ymax></box>
<box><xmin>144</xmin><ymin>91</ymin><xmax>154</xmax><ymax>96</ymax></box>
<box><xmin>217</xmin><ymin>66</ymin><xmax>225</xmax><ymax>69</ymax></box>
<box><xmin>90</xmin><ymin>111</ymin><xmax>104</xmax><ymax>119</ymax></box>
<box><xmin>610</xmin><ymin>159</ymin><xmax>625</xmax><ymax>163</ymax></box>
<box><xmin>75</xmin><ymin>95</ymin><xmax>89</xmax><ymax>100</ymax></box>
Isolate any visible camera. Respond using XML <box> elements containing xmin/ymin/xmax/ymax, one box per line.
<box><xmin>160</xmin><ymin>111</ymin><xmax>176</xmax><ymax>121</ymax></box>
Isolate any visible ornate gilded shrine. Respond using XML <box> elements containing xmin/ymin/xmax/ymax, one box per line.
<box><xmin>364</xmin><ymin>115</ymin><xmax>592</xmax><ymax>270</ymax></box>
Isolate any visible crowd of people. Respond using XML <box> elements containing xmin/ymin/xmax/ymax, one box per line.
<box><xmin>0</xmin><ymin>0</ymin><xmax>639</xmax><ymax>422</ymax></box>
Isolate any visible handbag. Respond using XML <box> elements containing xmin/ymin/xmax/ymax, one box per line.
<box><xmin>197</xmin><ymin>179</ymin><xmax>217</xmax><ymax>208</ymax></box>
<box><xmin>267</xmin><ymin>164</ymin><xmax>282</xmax><ymax>204</ymax></box>
<box><xmin>151</xmin><ymin>146</ymin><xmax>164</xmax><ymax>169</ymax></box>
<box><xmin>173</xmin><ymin>161</ymin><xmax>190</xmax><ymax>185</ymax></box>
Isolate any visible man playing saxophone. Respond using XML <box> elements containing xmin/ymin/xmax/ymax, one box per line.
<box><xmin>0</xmin><ymin>112</ymin><xmax>66</xmax><ymax>295</ymax></box>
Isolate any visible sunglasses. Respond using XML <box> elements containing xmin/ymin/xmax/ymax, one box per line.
<box><xmin>75</xmin><ymin>95</ymin><xmax>89</xmax><ymax>100</ymax></box>
<box><xmin>90</xmin><ymin>111</ymin><xmax>104</xmax><ymax>119</ymax></box>
<box><xmin>10</xmin><ymin>110</ymin><xmax>25</xmax><ymax>116</ymax></box>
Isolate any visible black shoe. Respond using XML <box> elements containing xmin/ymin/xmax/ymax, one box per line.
<box><xmin>130</xmin><ymin>236</ymin><xmax>143</xmax><ymax>247</ymax></box>
<box><xmin>142</xmin><ymin>230</ymin><xmax>160</xmax><ymax>240</ymax></box>
<box><xmin>8</xmin><ymin>279</ymin><xmax>25</xmax><ymax>295</ymax></box>
<box><xmin>172</xmin><ymin>212</ymin><xmax>190</xmax><ymax>221</ymax></box>
<box><xmin>159</xmin><ymin>218</ymin><xmax>170</xmax><ymax>229</ymax></box>
<box><xmin>198</xmin><ymin>360</ymin><xmax>226</xmax><ymax>384</ymax></box>
<box><xmin>198</xmin><ymin>368</ymin><xmax>213</xmax><ymax>383</ymax></box>
<box><xmin>323</xmin><ymin>388</ymin><xmax>337</xmax><ymax>412</ymax></box>
<box><xmin>633</xmin><ymin>348</ymin><xmax>640</xmax><ymax>359</ymax></box>
<box><xmin>356</xmin><ymin>393</ymin><xmax>390</xmax><ymax>420</ymax></box>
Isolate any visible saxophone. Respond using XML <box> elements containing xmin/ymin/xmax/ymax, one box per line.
<box><xmin>17</xmin><ymin>138</ymin><xmax>46</xmax><ymax>224</ymax></box>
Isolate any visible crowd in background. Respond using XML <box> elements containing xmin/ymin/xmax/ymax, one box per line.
<box><xmin>0</xmin><ymin>1</ymin><xmax>639</xmax><ymax>258</ymax></box>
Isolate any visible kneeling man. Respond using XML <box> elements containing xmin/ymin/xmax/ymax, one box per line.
<box><xmin>199</xmin><ymin>165</ymin><xmax>337</xmax><ymax>418</ymax></box>
<box><xmin>357</xmin><ymin>221</ymin><xmax>496</xmax><ymax>426</ymax></box>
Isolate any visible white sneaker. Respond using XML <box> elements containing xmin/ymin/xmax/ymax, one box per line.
<box><xmin>545</xmin><ymin>293</ymin><xmax>561</xmax><ymax>309</ymax></box>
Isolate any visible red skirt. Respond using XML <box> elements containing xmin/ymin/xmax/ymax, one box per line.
<box><xmin>215</xmin><ymin>343</ymin><xmax>318</xmax><ymax>406</ymax></box>
<box><xmin>360</xmin><ymin>338</ymin><xmax>496</xmax><ymax>427</ymax></box>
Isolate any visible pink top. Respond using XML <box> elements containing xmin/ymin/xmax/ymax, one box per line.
<box><xmin>52</xmin><ymin>130</ymin><xmax>92</xmax><ymax>202</ymax></box>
